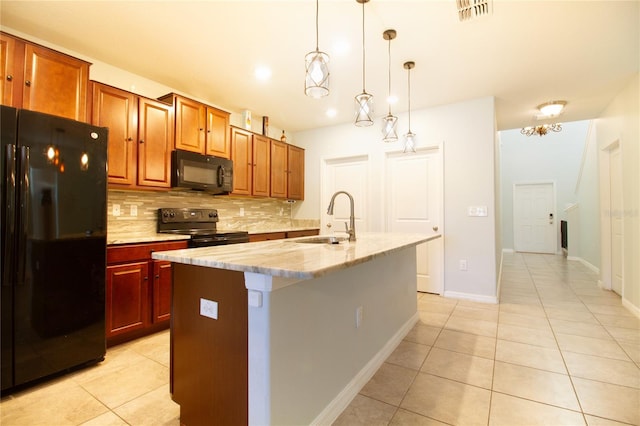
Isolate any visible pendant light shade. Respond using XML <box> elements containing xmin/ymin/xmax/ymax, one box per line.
<box><xmin>304</xmin><ymin>0</ymin><xmax>329</xmax><ymax>98</ymax></box>
<box><xmin>382</xmin><ymin>29</ymin><xmax>398</xmax><ymax>142</ymax></box>
<box><xmin>403</xmin><ymin>61</ymin><xmax>416</xmax><ymax>153</ymax></box>
<box><xmin>354</xmin><ymin>0</ymin><xmax>373</xmax><ymax>127</ymax></box>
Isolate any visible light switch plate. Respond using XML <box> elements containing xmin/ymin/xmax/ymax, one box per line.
<box><xmin>467</xmin><ymin>206</ymin><xmax>488</xmax><ymax>217</ymax></box>
<box><xmin>247</xmin><ymin>290</ymin><xmax>263</xmax><ymax>307</ymax></box>
<box><xmin>200</xmin><ymin>298</ymin><xmax>218</xmax><ymax>319</ymax></box>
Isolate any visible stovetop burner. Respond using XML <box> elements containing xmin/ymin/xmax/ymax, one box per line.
<box><xmin>157</xmin><ymin>208</ymin><xmax>249</xmax><ymax>246</ymax></box>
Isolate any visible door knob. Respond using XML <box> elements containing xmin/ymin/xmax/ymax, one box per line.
<box><xmin>432</xmin><ymin>226</ymin><xmax>439</xmax><ymax>232</ymax></box>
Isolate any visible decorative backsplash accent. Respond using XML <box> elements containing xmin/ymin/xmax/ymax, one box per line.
<box><xmin>107</xmin><ymin>189</ymin><xmax>318</xmax><ymax>237</ymax></box>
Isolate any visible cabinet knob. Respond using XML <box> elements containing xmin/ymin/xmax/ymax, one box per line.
<box><xmin>199</xmin><ymin>128</ymin><xmax>204</xmax><ymax>131</ymax></box>
<box><xmin>144</xmin><ymin>276</ymin><xmax>149</xmax><ymax>281</ymax></box>
<box><xmin>6</xmin><ymin>75</ymin><xmax>12</xmax><ymax>82</ymax></box>
<box><xmin>139</xmin><ymin>140</ymin><xmax>144</xmax><ymax>144</ymax></box>
<box><xmin>25</xmin><ymin>80</ymin><xmax>31</xmax><ymax>87</ymax></box>
<box><xmin>155</xmin><ymin>275</ymin><xmax>160</xmax><ymax>279</ymax></box>
<box><xmin>126</xmin><ymin>137</ymin><xmax>133</xmax><ymax>142</ymax></box>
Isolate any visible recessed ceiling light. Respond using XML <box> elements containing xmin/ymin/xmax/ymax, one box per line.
<box><xmin>254</xmin><ymin>66</ymin><xmax>272</xmax><ymax>81</ymax></box>
<box><xmin>326</xmin><ymin>108</ymin><xmax>337</xmax><ymax>118</ymax></box>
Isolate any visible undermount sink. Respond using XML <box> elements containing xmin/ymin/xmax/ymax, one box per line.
<box><xmin>291</xmin><ymin>236</ymin><xmax>348</xmax><ymax>245</ymax></box>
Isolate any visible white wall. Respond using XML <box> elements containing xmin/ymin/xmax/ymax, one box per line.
<box><xmin>499</xmin><ymin>120</ymin><xmax>593</xmax><ymax>256</ymax></box>
<box><xmin>293</xmin><ymin>97</ymin><xmax>499</xmax><ymax>302</ymax></box>
<box><xmin>595</xmin><ymin>73</ymin><xmax>640</xmax><ymax>315</ymax></box>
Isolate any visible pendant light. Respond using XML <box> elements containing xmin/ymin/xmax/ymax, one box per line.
<box><xmin>382</xmin><ymin>29</ymin><xmax>398</xmax><ymax>142</ymax></box>
<box><xmin>304</xmin><ymin>0</ymin><xmax>329</xmax><ymax>98</ymax></box>
<box><xmin>354</xmin><ymin>0</ymin><xmax>373</xmax><ymax>127</ymax></box>
<box><xmin>403</xmin><ymin>61</ymin><xmax>416</xmax><ymax>153</ymax></box>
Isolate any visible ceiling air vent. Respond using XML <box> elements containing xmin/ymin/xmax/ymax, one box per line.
<box><xmin>456</xmin><ymin>0</ymin><xmax>492</xmax><ymax>21</ymax></box>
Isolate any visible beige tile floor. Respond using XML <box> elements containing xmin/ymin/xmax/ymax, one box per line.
<box><xmin>334</xmin><ymin>253</ymin><xmax>640</xmax><ymax>426</ymax></box>
<box><xmin>1</xmin><ymin>253</ymin><xmax>639</xmax><ymax>425</ymax></box>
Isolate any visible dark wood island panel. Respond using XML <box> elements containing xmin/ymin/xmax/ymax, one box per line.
<box><xmin>171</xmin><ymin>264</ymin><xmax>248</xmax><ymax>425</ymax></box>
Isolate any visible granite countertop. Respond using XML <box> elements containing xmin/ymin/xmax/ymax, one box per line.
<box><xmin>152</xmin><ymin>232</ymin><xmax>441</xmax><ymax>280</ymax></box>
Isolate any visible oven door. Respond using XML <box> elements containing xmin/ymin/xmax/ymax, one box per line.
<box><xmin>171</xmin><ymin>149</ymin><xmax>233</xmax><ymax>194</ymax></box>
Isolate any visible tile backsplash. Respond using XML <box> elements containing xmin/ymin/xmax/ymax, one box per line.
<box><xmin>107</xmin><ymin>189</ymin><xmax>318</xmax><ymax>236</ymax></box>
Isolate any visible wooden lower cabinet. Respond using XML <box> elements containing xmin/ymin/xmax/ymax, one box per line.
<box><xmin>106</xmin><ymin>240</ymin><xmax>187</xmax><ymax>346</ymax></box>
<box><xmin>248</xmin><ymin>229</ymin><xmax>318</xmax><ymax>242</ymax></box>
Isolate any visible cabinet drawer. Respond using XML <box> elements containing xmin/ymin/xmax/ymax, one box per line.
<box><xmin>107</xmin><ymin>240</ymin><xmax>187</xmax><ymax>264</ymax></box>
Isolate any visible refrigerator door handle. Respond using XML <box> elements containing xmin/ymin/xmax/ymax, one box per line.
<box><xmin>2</xmin><ymin>144</ymin><xmax>17</xmax><ymax>286</ymax></box>
<box><xmin>16</xmin><ymin>146</ymin><xmax>29</xmax><ymax>285</ymax></box>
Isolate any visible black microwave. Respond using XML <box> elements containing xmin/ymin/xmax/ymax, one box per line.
<box><xmin>171</xmin><ymin>149</ymin><xmax>233</xmax><ymax>194</ymax></box>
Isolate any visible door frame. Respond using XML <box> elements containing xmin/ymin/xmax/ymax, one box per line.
<box><xmin>383</xmin><ymin>143</ymin><xmax>444</xmax><ymax>295</ymax></box>
<box><xmin>512</xmin><ymin>181</ymin><xmax>557</xmax><ymax>254</ymax></box>
<box><xmin>599</xmin><ymin>138</ymin><xmax>624</xmax><ymax>293</ymax></box>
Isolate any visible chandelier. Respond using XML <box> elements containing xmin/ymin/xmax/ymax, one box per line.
<box><xmin>521</xmin><ymin>123</ymin><xmax>562</xmax><ymax>137</ymax></box>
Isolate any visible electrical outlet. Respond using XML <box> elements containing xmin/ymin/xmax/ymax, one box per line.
<box><xmin>356</xmin><ymin>306</ymin><xmax>363</xmax><ymax>328</ymax></box>
<box><xmin>130</xmin><ymin>205</ymin><xmax>138</xmax><ymax>216</ymax></box>
<box><xmin>459</xmin><ymin>259</ymin><xmax>468</xmax><ymax>271</ymax></box>
<box><xmin>112</xmin><ymin>204</ymin><xmax>120</xmax><ymax>217</ymax></box>
<box><xmin>200</xmin><ymin>298</ymin><xmax>218</xmax><ymax>320</ymax></box>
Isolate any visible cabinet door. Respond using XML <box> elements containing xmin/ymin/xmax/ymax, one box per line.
<box><xmin>205</xmin><ymin>107</ymin><xmax>230</xmax><ymax>158</ymax></box>
<box><xmin>252</xmin><ymin>134</ymin><xmax>271</xmax><ymax>197</ymax></box>
<box><xmin>231</xmin><ymin>127</ymin><xmax>252</xmax><ymax>195</ymax></box>
<box><xmin>137</xmin><ymin>97</ymin><xmax>173</xmax><ymax>188</ymax></box>
<box><xmin>174</xmin><ymin>96</ymin><xmax>205</xmax><ymax>154</ymax></box>
<box><xmin>270</xmin><ymin>139</ymin><xmax>288</xmax><ymax>199</ymax></box>
<box><xmin>0</xmin><ymin>33</ymin><xmax>18</xmax><ymax>107</ymax></box>
<box><xmin>152</xmin><ymin>260</ymin><xmax>173</xmax><ymax>324</ymax></box>
<box><xmin>91</xmin><ymin>82</ymin><xmax>138</xmax><ymax>186</ymax></box>
<box><xmin>22</xmin><ymin>43</ymin><xmax>89</xmax><ymax>122</ymax></box>
<box><xmin>287</xmin><ymin>145</ymin><xmax>305</xmax><ymax>200</ymax></box>
<box><xmin>106</xmin><ymin>262</ymin><xmax>150</xmax><ymax>338</ymax></box>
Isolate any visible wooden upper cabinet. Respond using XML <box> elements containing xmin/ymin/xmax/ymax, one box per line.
<box><xmin>205</xmin><ymin>107</ymin><xmax>230</xmax><ymax>158</ymax></box>
<box><xmin>172</xmin><ymin>94</ymin><xmax>206</xmax><ymax>154</ymax></box>
<box><xmin>270</xmin><ymin>139</ymin><xmax>288</xmax><ymax>199</ymax></box>
<box><xmin>1</xmin><ymin>32</ymin><xmax>90</xmax><ymax>122</ymax></box>
<box><xmin>0</xmin><ymin>33</ymin><xmax>16</xmax><ymax>107</ymax></box>
<box><xmin>159</xmin><ymin>93</ymin><xmax>230</xmax><ymax>158</ymax></box>
<box><xmin>91</xmin><ymin>82</ymin><xmax>138</xmax><ymax>186</ymax></box>
<box><xmin>231</xmin><ymin>127</ymin><xmax>252</xmax><ymax>195</ymax></box>
<box><xmin>287</xmin><ymin>144</ymin><xmax>305</xmax><ymax>200</ymax></box>
<box><xmin>137</xmin><ymin>97</ymin><xmax>173</xmax><ymax>188</ymax></box>
<box><xmin>252</xmin><ymin>134</ymin><xmax>271</xmax><ymax>197</ymax></box>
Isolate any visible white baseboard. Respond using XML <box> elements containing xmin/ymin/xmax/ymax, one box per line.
<box><xmin>567</xmin><ymin>256</ymin><xmax>600</xmax><ymax>274</ymax></box>
<box><xmin>311</xmin><ymin>312</ymin><xmax>419</xmax><ymax>426</ymax></box>
<box><xmin>502</xmin><ymin>248</ymin><xmax>515</xmax><ymax>254</ymax></box>
<box><xmin>443</xmin><ymin>290</ymin><xmax>498</xmax><ymax>304</ymax></box>
<box><xmin>622</xmin><ymin>298</ymin><xmax>640</xmax><ymax>320</ymax></box>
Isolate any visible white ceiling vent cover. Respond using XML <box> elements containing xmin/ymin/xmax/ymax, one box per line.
<box><xmin>456</xmin><ymin>0</ymin><xmax>492</xmax><ymax>22</ymax></box>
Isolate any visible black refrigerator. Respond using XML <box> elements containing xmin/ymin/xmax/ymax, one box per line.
<box><xmin>1</xmin><ymin>106</ymin><xmax>108</xmax><ymax>393</ymax></box>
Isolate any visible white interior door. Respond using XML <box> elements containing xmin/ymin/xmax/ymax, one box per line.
<box><xmin>513</xmin><ymin>183</ymin><xmax>556</xmax><ymax>253</ymax></box>
<box><xmin>321</xmin><ymin>156</ymin><xmax>369</xmax><ymax>236</ymax></box>
<box><xmin>610</xmin><ymin>147</ymin><xmax>623</xmax><ymax>295</ymax></box>
<box><xmin>386</xmin><ymin>148</ymin><xmax>442</xmax><ymax>294</ymax></box>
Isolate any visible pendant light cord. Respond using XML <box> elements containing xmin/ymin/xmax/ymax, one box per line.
<box><xmin>408</xmin><ymin>66</ymin><xmax>412</xmax><ymax>131</ymax></box>
<box><xmin>361</xmin><ymin>0</ymin><xmax>366</xmax><ymax>92</ymax></box>
<box><xmin>387</xmin><ymin>37</ymin><xmax>392</xmax><ymax>114</ymax></box>
<box><xmin>315</xmin><ymin>0</ymin><xmax>319</xmax><ymax>51</ymax></box>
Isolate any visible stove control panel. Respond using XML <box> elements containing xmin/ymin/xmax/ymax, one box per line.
<box><xmin>158</xmin><ymin>208</ymin><xmax>219</xmax><ymax>224</ymax></box>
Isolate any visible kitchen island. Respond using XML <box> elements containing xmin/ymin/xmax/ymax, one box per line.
<box><xmin>152</xmin><ymin>232</ymin><xmax>440</xmax><ymax>425</ymax></box>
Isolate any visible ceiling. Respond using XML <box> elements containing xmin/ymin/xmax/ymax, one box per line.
<box><xmin>1</xmin><ymin>1</ymin><xmax>638</xmax><ymax>133</ymax></box>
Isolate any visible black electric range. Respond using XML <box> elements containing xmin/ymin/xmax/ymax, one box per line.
<box><xmin>157</xmin><ymin>208</ymin><xmax>249</xmax><ymax>247</ymax></box>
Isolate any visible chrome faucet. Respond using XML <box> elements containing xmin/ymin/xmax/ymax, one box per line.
<box><xmin>327</xmin><ymin>191</ymin><xmax>356</xmax><ymax>242</ymax></box>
